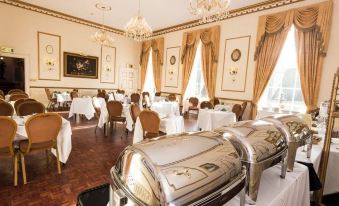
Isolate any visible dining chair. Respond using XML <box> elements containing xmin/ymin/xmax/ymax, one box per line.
<box><xmin>232</xmin><ymin>104</ymin><xmax>242</xmax><ymax>121</ymax></box>
<box><xmin>45</xmin><ymin>88</ymin><xmax>58</xmax><ymax>111</ymax></box>
<box><xmin>168</xmin><ymin>94</ymin><xmax>177</xmax><ymax>102</ymax></box>
<box><xmin>130</xmin><ymin>93</ymin><xmax>140</xmax><ymax>104</ymax></box>
<box><xmin>17</xmin><ymin>101</ymin><xmax>45</xmax><ymax>116</ymax></box>
<box><xmin>139</xmin><ymin>110</ymin><xmax>160</xmax><ymax>139</ymax></box>
<box><xmin>142</xmin><ymin>91</ymin><xmax>150</xmax><ymax>99</ymax></box>
<box><xmin>117</xmin><ymin>89</ymin><xmax>125</xmax><ymax>95</ymax></box>
<box><xmin>211</xmin><ymin>97</ymin><xmax>220</xmax><ymax>106</ymax></box>
<box><xmin>130</xmin><ymin>103</ymin><xmax>141</xmax><ymax>131</ymax></box>
<box><xmin>200</xmin><ymin>101</ymin><xmax>213</xmax><ymax>109</ymax></box>
<box><xmin>8</xmin><ymin>89</ymin><xmax>24</xmax><ymax>95</ymax></box>
<box><xmin>14</xmin><ymin>98</ymin><xmax>36</xmax><ymax>114</ymax></box>
<box><xmin>187</xmin><ymin>97</ymin><xmax>199</xmax><ymax>117</ymax></box>
<box><xmin>106</xmin><ymin>101</ymin><xmax>127</xmax><ymax>135</ymax></box>
<box><xmin>155</xmin><ymin>92</ymin><xmax>161</xmax><ymax>97</ymax></box>
<box><xmin>19</xmin><ymin>113</ymin><xmax>63</xmax><ymax>184</ymax></box>
<box><xmin>9</xmin><ymin>93</ymin><xmax>29</xmax><ymax>101</ymax></box>
<box><xmin>0</xmin><ymin>101</ymin><xmax>14</xmax><ymax>116</ymax></box>
<box><xmin>70</xmin><ymin>91</ymin><xmax>79</xmax><ymax>100</ymax></box>
<box><xmin>238</xmin><ymin>102</ymin><xmax>248</xmax><ymax>121</ymax></box>
<box><xmin>0</xmin><ymin>116</ymin><xmax>18</xmax><ymax>186</ymax></box>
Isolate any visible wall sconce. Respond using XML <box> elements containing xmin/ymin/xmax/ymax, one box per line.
<box><xmin>228</xmin><ymin>67</ymin><xmax>238</xmax><ymax>82</ymax></box>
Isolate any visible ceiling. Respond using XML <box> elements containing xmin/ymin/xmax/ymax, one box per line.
<box><xmin>19</xmin><ymin>0</ymin><xmax>265</xmax><ymax>31</ymax></box>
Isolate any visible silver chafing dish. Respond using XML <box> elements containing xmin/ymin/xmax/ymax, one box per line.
<box><xmin>261</xmin><ymin>114</ymin><xmax>312</xmax><ymax>171</ymax></box>
<box><xmin>110</xmin><ymin>131</ymin><xmax>247</xmax><ymax>206</ymax></box>
<box><xmin>214</xmin><ymin>120</ymin><xmax>288</xmax><ymax>202</ymax></box>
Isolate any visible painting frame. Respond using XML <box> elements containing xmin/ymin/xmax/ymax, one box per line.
<box><xmin>37</xmin><ymin>31</ymin><xmax>61</xmax><ymax>81</ymax></box>
<box><xmin>221</xmin><ymin>35</ymin><xmax>251</xmax><ymax>92</ymax></box>
<box><xmin>63</xmin><ymin>52</ymin><xmax>99</xmax><ymax>79</ymax></box>
<box><xmin>164</xmin><ymin>46</ymin><xmax>180</xmax><ymax>88</ymax></box>
<box><xmin>100</xmin><ymin>46</ymin><xmax>116</xmax><ymax>84</ymax></box>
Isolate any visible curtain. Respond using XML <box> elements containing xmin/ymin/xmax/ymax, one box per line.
<box><xmin>151</xmin><ymin>38</ymin><xmax>164</xmax><ymax>92</ymax></box>
<box><xmin>251</xmin><ymin>10</ymin><xmax>293</xmax><ymax>119</ymax></box>
<box><xmin>200</xmin><ymin>26</ymin><xmax>220</xmax><ymax>100</ymax></box>
<box><xmin>181</xmin><ymin>31</ymin><xmax>200</xmax><ymax>97</ymax></box>
<box><xmin>139</xmin><ymin>41</ymin><xmax>152</xmax><ymax>90</ymax></box>
<box><xmin>294</xmin><ymin>1</ymin><xmax>333</xmax><ymax>112</ymax></box>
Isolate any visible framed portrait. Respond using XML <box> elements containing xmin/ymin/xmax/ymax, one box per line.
<box><xmin>221</xmin><ymin>35</ymin><xmax>251</xmax><ymax>92</ymax></box>
<box><xmin>100</xmin><ymin>46</ymin><xmax>116</xmax><ymax>84</ymax></box>
<box><xmin>38</xmin><ymin>32</ymin><xmax>61</xmax><ymax>81</ymax></box>
<box><xmin>164</xmin><ymin>46</ymin><xmax>180</xmax><ymax>88</ymax></box>
<box><xmin>63</xmin><ymin>52</ymin><xmax>98</xmax><ymax>79</ymax></box>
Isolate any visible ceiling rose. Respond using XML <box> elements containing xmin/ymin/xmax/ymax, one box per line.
<box><xmin>91</xmin><ymin>3</ymin><xmax>114</xmax><ymax>47</ymax></box>
<box><xmin>189</xmin><ymin>0</ymin><xmax>231</xmax><ymax>23</ymax></box>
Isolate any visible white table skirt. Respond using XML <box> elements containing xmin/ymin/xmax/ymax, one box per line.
<box><xmin>153</xmin><ymin>96</ymin><xmax>166</xmax><ymax>102</ymax></box>
<box><xmin>151</xmin><ymin>102</ymin><xmax>180</xmax><ymax>117</ymax></box>
<box><xmin>133</xmin><ymin>116</ymin><xmax>185</xmax><ymax>144</ymax></box>
<box><xmin>68</xmin><ymin>97</ymin><xmax>95</xmax><ymax>120</ymax></box>
<box><xmin>197</xmin><ymin>109</ymin><xmax>236</xmax><ymax>131</ymax></box>
<box><xmin>13</xmin><ymin>116</ymin><xmax>72</xmax><ymax>164</ymax></box>
<box><xmin>226</xmin><ymin>163</ymin><xmax>310</xmax><ymax>206</ymax></box>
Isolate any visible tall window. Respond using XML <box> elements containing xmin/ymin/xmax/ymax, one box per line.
<box><xmin>258</xmin><ymin>26</ymin><xmax>306</xmax><ymax>113</ymax></box>
<box><xmin>143</xmin><ymin>48</ymin><xmax>156</xmax><ymax>96</ymax></box>
<box><xmin>184</xmin><ymin>41</ymin><xmax>208</xmax><ymax>101</ymax></box>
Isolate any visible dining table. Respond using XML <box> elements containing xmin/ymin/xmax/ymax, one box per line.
<box><xmin>197</xmin><ymin>109</ymin><xmax>236</xmax><ymax>131</ymax></box>
<box><xmin>150</xmin><ymin>101</ymin><xmax>180</xmax><ymax>117</ymax></box>
<box><xmin>68</xmin><ymin>97</ymin><xmax>95</xmax><ymax>120</ymax></box>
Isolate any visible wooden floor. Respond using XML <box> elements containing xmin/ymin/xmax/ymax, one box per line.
<box><xmin>0</xmin><ymin>113</ymin><xmax>198</xmax><ymax>206</ymax></box>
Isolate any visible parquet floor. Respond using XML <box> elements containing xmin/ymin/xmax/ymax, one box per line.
<box><xmin>0</xmin><ymin>113</ymin><xmax>198</xmax><ymax>206</ymax></box>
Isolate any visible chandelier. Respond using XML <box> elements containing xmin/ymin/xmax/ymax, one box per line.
<box><xmin>189</xmin><ymin>0</ymin><xmax>231</xmax><ymax>23</ymax></box>
<box><xmin>124</xmin><ymin>0</ymin><xmax>152</xmax><ymax>41</ymax></box>
<box><xmin>91</xmin><ymin>3</ymin><xmax>114</xmax><ymax>46</ymax></box>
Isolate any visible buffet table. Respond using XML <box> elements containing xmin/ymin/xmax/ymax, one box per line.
<box><xmin>197</xmin><ymin>109</ymin><xmax>236</xmax><ymax>131</ymax></box>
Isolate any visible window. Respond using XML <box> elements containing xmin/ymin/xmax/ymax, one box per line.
<box><xmin>183</xmin><ymin>41</ymin><xmax>208</xmax><ymax>101</ymax></box>
<box><xmin>143</xmin><ymin>48</ymin><xmax>156</xmax><ymax>97</ymax></box>
<box><xmin>258</xmin><ymin>26</ymin><xmax>306</xmax><ymax>113</ymax></box>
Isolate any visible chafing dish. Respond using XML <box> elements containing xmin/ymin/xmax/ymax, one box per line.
<box><xmin>214</xmin><ymin>120</ymin><xmax>288</xmax><ymax>202</ymax></box>
<box><xmin>110</xmin><ymin>131</ymin><xmax>247</xmax><ymax>206</ymax></box>
<box><xmin>261</xmin><ymin>114</ymin><xmax>312</xmax><ymax>171</ymax></box>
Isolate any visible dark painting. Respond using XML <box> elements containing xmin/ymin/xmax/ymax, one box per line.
<box><xmin>64</xmin><ymin>52</ymin><xmax>98</xmax><ymax>79</ymax></box>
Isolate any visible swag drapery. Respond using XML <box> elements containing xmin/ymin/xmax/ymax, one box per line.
<box><xmin>251</xmin><ymin>0</ymin><xmax>333</xmax><ymax>119</ymax></box>
<box><xmin>139</xmin><ymin>38</ymin><xmax>164</xmax><ymax>92</ymax></box>
<box><xmin>181</xmin><ymin>26</ymin><xmax>220</xmax><ymax>100</ymax></box>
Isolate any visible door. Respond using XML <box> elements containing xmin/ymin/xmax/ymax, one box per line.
<box><xmin>119</xmin><ymin>68</ymin><xmax>138</xmax><ymax>94</ymax></box>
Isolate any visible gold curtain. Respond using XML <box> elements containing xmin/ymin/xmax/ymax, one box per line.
<box><xmin>294</xmin><ymin>1</ymin><xmax>333</xmax><ymax>112</ymax></box>
<box><xmin>181</xmin><ymin>31</ymin><xmax>200</xmax><ymax>97</ymax></box>
<box><xmin>251</xmin><ymin>10</ymin><xmax>293</xmax><ymax>119</ymax></box>
<box><xmin>139</xmin><ymin>41</ymin><xmax>151</xmax><ymax>90</ymax></box>
<box><xmin>151</xmin><ymin>38</ymin><xmax>164</xmax><ymax>92</ymax></box>
<box><xmin>200</xmin><ymin>26</ymin><xmax>220</xmax><ymax>99</ymax></box>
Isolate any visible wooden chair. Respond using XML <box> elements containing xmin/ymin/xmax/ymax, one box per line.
<box><xmin>97</xmin><ymin>91</ymin><xmax>106</xmax><ymax>99</ymax></box>
<box><xmin>139</xmin><ymin>110</ymin><xmax>160</xmax><ymax>139</ymax></box>
<box><xmin>44</xmin><ymin>88</ymin><xmax>57</xmax><ymax>111</ymax></box>
<box><xmin>232</xmin><ymin>104</ymin><xmax>242</xmax><ymax>121</ymax></box>
<box><xmin>238</xmin><ymin>102</ymin><xmax>247</xmax><ymax>121</ymax></box>
<box><xmin>107</xmin><ymin>101</ymin><xmax>127</xmax><ymax>135</ymax></box>
<box><xmin>168</xmin><ymin>94</ymin><xmax>177</xmax><ymax>102</ymax></box>
<box><xmin>9</xmin><ymin>93</ymin><xmax>28</xmax><ymax>101</ymax></box>
<box><xmin>0</xmin><ymin>117</ymin><xmax>18</xmax><ymax>186</ymax></box>
<box><xmin>17</xmin><ymin>101</ymin><xmax>45</xmax><ymax>116</ymax></box>
<box><xmin>211</xmin><ymin>97</ymin><xmax>220</xmax><ymax>106</ymax></box>
<box><xmin>187</xmin><ymin>97</ymin><xmax>199</xmax><ymax>117</ymax></box>
<box><xmin>200</xmin><ymin>101</ymin><xmax>213</xmax><ymax>109</ymax></box>
<box><xmin>19</xmin><ymin>113</ymin><xmax>63</xmax><ymax>184</ymax></box>
<box><xmin>70</xmin><ymin>91</ymin><xmax>79</xmax><ymax>100</ymax></box>
<box><xmin>130</xmin><ymin>104</ymin><xmax>141</xmax><ymax>131</ymax></box>
<box><xmin>8</xmin><ymin>89</ymin><xmax>24</xmax><ymax>95</ymax></box>
<box><xmin>116</xmin><ymin>89</ymin><xmax>125</xmax><ymax>95</ymax></box>
<box><xmin>130</xmin><ymin>93</ymin><xmax>140</xmax><ymax>104</ymax></box>
<box><xmin>155</xmin><ymin>92</ymin><xmax>161</xmax><ymax>97</ymax></box>
<box><xmin>142</xmin><ymin>91</ymin><xmax>150</xmax><ymax>99</ymax></box>
<box><xmin>0</xmin><ymin>101</ymin><xmax>14</xmax><ymax>116</ymax></box>
<box><xmin>14</xmin><ymin>98</ymin><xmax>36</xmax><ymax>114</ymax></box>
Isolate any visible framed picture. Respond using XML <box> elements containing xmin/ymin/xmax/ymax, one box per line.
<box><xmin>221</xmin><ymin>36</ymin><xmax>251</xmax><ymax>92</ymax></box>
<box><xmin>164</xmin><ymin>46</ymin><xmax>180</xmax><ymax>88</ymax></box>
<box><xmin>63</xmin><ymin>52</ymin><xmax>98</xmax><ymax>79</ymax></box>
<box><xmin>38</xmin><ymin>32</ymin><xmax>61</xmax><ymax>81</ymax></box>
<box><xmin>100</xmin><ymin>46</ymin><xmax>116</xmax><ymax>84</ymax></box>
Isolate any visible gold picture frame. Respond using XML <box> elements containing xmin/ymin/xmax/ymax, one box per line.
<box><xmin>63</xmin><ymin>52</ymin><xmax>99</xmax><ymax>79</ymax></box>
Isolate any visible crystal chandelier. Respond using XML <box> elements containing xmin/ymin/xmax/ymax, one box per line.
<box><xmin>124</xmin><ymin>0</ymin><xmax>152</xmax><ymax>41</ymax></box>
<box><xmin>91</xmin><ymin>3</ymin><xmax>114</xmax><ymax>46</ymax></box>
<box><xmin>189</xmin><ymin>0</ymin><xmax>231</xmax><ymax>23</ymax></box>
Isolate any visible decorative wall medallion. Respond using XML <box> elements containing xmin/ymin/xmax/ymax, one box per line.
<box><xmin>106</xmin><ymin>54</ymin><xmax>112</xmax><ymax>62</ymax></box>
<box><xmin>45</xmin><ymin>45</ymin><xmax>54</xmax><ymax>54</ymax></box>
<box><xmin>170</xmin><ymin>55</ymin><xmax>176</xmax><ymax>65</ymax></box>
<box><xmin>165</xmin><ymin>47</ymin><xmax>180</xmax><ymax>88</ymax></box>
<box><xmin>231</xmin><ymin>49</ymin><xmax>241</xmax><ymax>62</ymax></box>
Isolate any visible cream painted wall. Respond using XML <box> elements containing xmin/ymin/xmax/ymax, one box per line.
<box><xmin>0</xmin><ymin>3</ymin><xmax>140</xmax><ymax>96</ymax></box>
<box><xmin>160</xmin><ymin>0</ymin><xmax>339</xmax><ymax>105</ymax></box>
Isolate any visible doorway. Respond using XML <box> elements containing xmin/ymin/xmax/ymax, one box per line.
<box><xmin>0</xmin><ymin>56</ymin><xmax>25</xmax><ymax>94</ymax></box>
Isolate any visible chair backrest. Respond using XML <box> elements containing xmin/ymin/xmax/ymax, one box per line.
<box><xmin>200</xmin><ymin>101</ymin><xmax>213</xmax><ymax>109</ymax></box>
<box><xmin>0</xmin><ymin>116</ymin><xmax>17</xmax><ymax>155</ymax></box>
<box><xmin>97</xmin><ymin>92</ymin><xmax>106</xmax><ymax>98</ymax></box>
<box><xmin>107</xmin><ymin>101</ymin><xmax>123</xmax><ymax>117</ymax></box>
<box><xmin>0</xmin><ymin>89</ymin><xmax>4</xmax><ymax>97</ymax></box>
<box><xmin>232</xmin><ymin>104</ymin><xmax>242</xmax><ymax>121</ymax></box>
<box><xmin>17</xmin><ymin>101</ymin><xmax>45</xmax><ymax>116</ymax></box>
<box><xmin>168</xmin><ymin>94</ymin><xmax>176</xmax><ymax>102</ymax></box>
<box><xmin>131</xmin><ymin>93</ymin><xmax>140</xmax><ymax>104</ymax></box>
<box><xmin>189</xmin><ymin>97</ymin><xmax>199</xmax><ymax>107</ymax></box>
<box><xmin>70</xmin><ymin>91</ymin><xmax>79</xmax><ymax>100</ymax></box>
<box><xmin>238</xmin><ymin>102</ymin><xmax>247</xmax><ymax>121</ymax></box>
<box><xmin>9</xmin><ymin>93</ymin><xmax>29</xmax><ymax>101</ymax></box>
<box><xmin>117</xmin><ymin>89</ymin><xmax>125</xmax><ymax>95</ymax></box>
<box><xmin>44</xmin><ymin>88</ymin><xmax>53</xmax><ymax>100</ymax></box>
<box><xmin>8</xmin><ymin>89</ymin><xmax>24</xmax><ymax>95</ymax></box>
<box><xmin>25</xmin><ymin>113</ymin><xmax>62</xmax><ymax>152</ymax></box>
<box><xmin>139</xmin><ymin>110</ymin><xmax>160</xmax><ymax>135</ymax></box>
<box><xmin>0</xmin><ymin>102</ymin><xmax>14</xmax><ymax>116</ymax></box>
<box><xmin>14</xmin><ymin>98</ymin><xmax>36</xmax><ymax>114</ymax></box>
<box><xmin>130</xmin><ymin>104</ymin><xmax>141</xmax><ymax>124</ymax></box>
<box><xmin>211</xmin><ymin>98</ymin><xmax>220</xmax><ymax>106</ymax></box>
<box><xmin>142</xmin><ymin>91</ymin><xmax>150</xmax><ymax>98</ymax></box>
<box><xmin>155</xmin><ymin>92</ymin><xmax>161</xmax><ymax>97</ymax></box>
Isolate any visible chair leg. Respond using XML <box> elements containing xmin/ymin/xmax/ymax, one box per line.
<box><xmin>13</xmin><ymin>154</ymin><xmax>18</xmax><ymax>186</ymax></box>
<box><xmin>55</xmin><ymin>147</ymin><xmax>61</xmax><ymax>174</ymax></box>
<box><xmin>46</xmin><ymin>149</ymin><xmax>51</xmax><ymax>165</ymax></box>
<box><xmin>20</xmin><ymin>153</ymin><xmax>27</xmax><ymax>185</ymax></box>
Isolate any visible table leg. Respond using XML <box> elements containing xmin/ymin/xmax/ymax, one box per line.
<box><xmin>76</xmin><ymin>114</ymin><xmax>80</xmax><ymax>123</ymax></box>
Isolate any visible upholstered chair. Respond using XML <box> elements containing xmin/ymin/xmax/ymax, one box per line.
<box><xmin>0</xmin><ymin>101</ymin><xmax>14</xmax><ymax>116</ymax></box>
<box><xmin>187</xmin><ymin>97</ymin><xmax>199</xmax><ymax>117</ymax></box>
<box><xmin>200</xmin><ymin>101</ymin><xmax>213</xmax><ymax>109</ymax></box>
<box><xmin>130</xmin><ymin>93</ymin><xmax>140</xmax><ymax>104</ymax></box>
<box><xmin>14</xmin><ymin>98</ymin><xmax>36</xmax><ymax>114</ymax></box>
<box><xmin>232</xmin><ymin>104</ymin><xmax>242</xmax><ymax>121</ymax></box>
<box><xmin>130</xmin><ymin>104</ymin><xmax>141</xmax><ymax>131</ymax></box>
<box><xmin>9</xmin><ymin>93</ymin><xmax>28</xmax><ymax>101</ymax></box>
<box><xmin>238</xmin><ymin>102</ymin><xmax>248</xmax><ymax>121</ymax></box>
<box><xmin>8</xmin><ymin>89</ymin><xmax>24</xmax><ymax>95</ymax></box>
<box><xmin>106</xmin><ymin>101</ymin><xmax>127</xmax><ymax>134</ymax></box>
<box><xmin>139</xmin><ymin>110</ymin><xmax>160</xmax><ymax>139</ymax></box>
<box><xmin>45</xmin><ymin>88</ymin><xmax>58</xmax><ymax>111</ymax></box>
<box><xmin>17</xmin><ymin>101</ymin><xmax>45</xmax><ymax>116</ymax></box>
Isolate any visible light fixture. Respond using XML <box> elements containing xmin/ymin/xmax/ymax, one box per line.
<box><xmin>91</xmin><ymin>3</ymin><xmax>114</xmax><ymax>47</ymax></box>
<box><xmin>189</xmin><ymin>0</ymin><xmax>231</xmax><ymax>23</ymax></box>
<box><xmin>124</xmin><ymin>0</ymin><xmax>152</xmax><ymax>41</ymax></box>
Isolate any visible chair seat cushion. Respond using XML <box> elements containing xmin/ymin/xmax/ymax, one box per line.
<box><xmin>19</xmin><ymin>140</ymin><xmax>54</xmax><ymax>153</ymax></box>
<box><xmin>110</xmin><ymin>116</ymin><xmax>126</xmax><ymax>122</ymax></box>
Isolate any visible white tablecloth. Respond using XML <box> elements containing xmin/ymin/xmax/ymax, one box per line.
<box><xmin>68</xmin><ymin>97</ymin><xmax>95</xmax><ymax>120</ymax></box>
<box><xmin>133</xmin><ymin>116</ymin><xmax>185</xmax><ymax>144</ymax></box>
<box><xmin>53</xmin><ymin>92</ymin><xmax>71</xmax><ymax>103</ymax></box>
<box><xmin>151</xmin><ymin>102</ymin><xmax>180</xmax><ymax>117</ymax></box>
<box><xmin>13</xmin><ymin>116</ymin><xmax>72</xmax><ymax>163</ymax></box>
<box><xmin>214</xmin><ymin>104</ymin><xmax>233</xmax><ymax>112</ymax></box>
<box><xmin>197</xmin><ymin>109</ymin><xmax>236</xmax><ymax>131</ymax></box>
<box><xmin>226</xmin><ymin>163</ymin><xmax>310</xmax><ymax>206</ymax></box>
<box><xmin>153</xmin><ymin>96</ymin><xmax>166</xmax><ymax>102</ymax></box>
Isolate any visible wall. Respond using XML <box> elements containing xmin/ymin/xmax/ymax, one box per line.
<box><xmin>0</xmin><ymin>3</ymin><xmax>140</xmax><ymax>104</ymax></box>
<box><xmin>160</xmin><ymin>0</ymin><xmax>339</xmax><ymax>106</ymax></box>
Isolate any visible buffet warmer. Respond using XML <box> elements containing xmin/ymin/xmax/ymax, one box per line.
<box><xmin>261</xmin><ymin>114</ymin><xmax>312</xmax><ymax>171</ymax></box>
<box><xmin>214</xmin><ymin>120</ymin><xmax>288</xmax><ymax>202</ymax></box>
<box><xmin>110</xmin><ymin>131</ymin><xmax>247</xmax><ymax>206</ymax></box>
